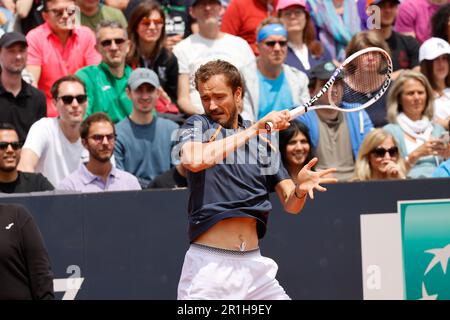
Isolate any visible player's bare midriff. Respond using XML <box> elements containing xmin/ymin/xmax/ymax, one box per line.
<box><xmin>194</xmin><ymin>217</ymin><xmax>259</xmax><ymax>251</ymax></box>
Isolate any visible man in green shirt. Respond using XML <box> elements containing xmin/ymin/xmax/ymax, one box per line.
<box><xmin>76</xmin><ymin>0</ymin><xmax>128</xmax><ymax>31</ymax></box>
<box><xmin>76</xmin><ymin>20</ymin><xmax>132</xmax><ymax>123</ymax></box>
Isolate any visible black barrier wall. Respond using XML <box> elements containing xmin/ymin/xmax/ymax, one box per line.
<box><xmin>0</xmin><ymin>178</ymin><xmax>449</xmax><ymax>299</ymax></box>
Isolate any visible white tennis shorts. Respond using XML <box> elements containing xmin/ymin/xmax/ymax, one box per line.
<box><xmin>177</xmin><ymin>243</ymin><xmax>291</xmax><ymax>300</ymax></box>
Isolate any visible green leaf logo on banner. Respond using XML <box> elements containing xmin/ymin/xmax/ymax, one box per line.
<box><xmin>400</xmin><ymin>201</ymin><xmax>450</xmax><ymax>300</ymax></box>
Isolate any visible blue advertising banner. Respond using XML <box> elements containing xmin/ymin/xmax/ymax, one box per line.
<box><xmin>0</xmin><ymin>178</ymin><xmax>449</xmax><ymax>299</ymax></box>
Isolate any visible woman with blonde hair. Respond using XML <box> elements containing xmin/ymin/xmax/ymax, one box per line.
<box><xmin>352</xmin><ymin>128</ymin><xmax>407</xmax><ymax>181</ymax></box>
<box><xmin>384</xmin><ymin>70</ymin><xmax>448</xmax><ymax>178</ymax></box>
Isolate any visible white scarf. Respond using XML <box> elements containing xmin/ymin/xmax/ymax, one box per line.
<box><xmin>396</xmin><ymin>112</ymin><xmax>433</xmax><ymax>142</ymax></box>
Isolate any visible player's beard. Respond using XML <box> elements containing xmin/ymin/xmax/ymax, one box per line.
<box><xmin>221</xmin><ymin>106</ymin><xmax>238</xmax><ymax>129</ymax></box>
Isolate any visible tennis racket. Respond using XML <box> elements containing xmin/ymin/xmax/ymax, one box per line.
<box><xmin>265</xmin><ymin>47</ymin><xmax>393</xmax><ymax>131</ymax></box>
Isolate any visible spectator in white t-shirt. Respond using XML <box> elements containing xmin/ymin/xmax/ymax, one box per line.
<box><xmin>173</xmin><ymin>0</ymin><xmax>255</xmax><ymax>115</ymax></box>
<box><xmin>17</xmin><ymin>75</ymin><xmax>89</xmax><ymax>186</ymax></box>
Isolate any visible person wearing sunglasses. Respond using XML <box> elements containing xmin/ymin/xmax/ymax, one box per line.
<box><xmin>240</xmin><ymin>17</ymin><xmax>310</xmax><ymax>122</ymax></box>
<box><xmin>173</xmin><ymin>0</ymin><xmax>255</xmax><ymax>116</ymax></box>
<box><xmin>126</xmin><ymin>1</ymin><xmax>179</xmax><ymax>116</ymax></box>
<box><xmin>76</xmin><ymin>20</ymin><xmax>133</xmax><ymax>124</ymax></box>
<box><xmin>25</xmin><ymin>0</ymin><xmax>101</xmax><ymax>118</ymax></box>
<box><xmin>352</xmin><ymin>128</ymin><xmax>407</xmax><ymax>181</ymax></box>
<box><xmin>0</xmin><ymin>123</ymin><xmax>54</xmax><ymax>193</ymax></box>
<box><xmin>76</xmin><ymin>0</ymin><xmax>128</xmax><ymax>31</ymax></box>
<box><xmin>58</xmin><ymin>112</ymin><xmax>141</xmax><ymax>192</ymax></box>
<box><xmin>18</xmin><ymin>75</ymin><xmax>90</xmax><ymax>187</ymax></box>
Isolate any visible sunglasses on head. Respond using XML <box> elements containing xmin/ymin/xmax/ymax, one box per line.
<box><xmin>89</xmin><ymin>134</ymin><xmax>116</xmax><ymax>144</ymax></box>
<box><xmin>58</xmin><ymin>95</ymin><xmax>87</xmax><ymax>105</ymax></box>
<box><xmin>100</xmin><ymin>38</ymin><xmax>127</xmax><ymax>48</ymax></box>
<box><xmin>140</xmin><ymin>17</ymin><xmax>164</xmax><ymax>27</ymax></box>
<box><xmin>371</xmin><ymin>146</ymin><xmax>398</xmax><ymax>158</ymax></box>
<box><xmin>263</xmin><ymin>40</ymin><xmax>288</xmax><ymax>48</ymax></box>
<box><xmin>0</xmin><ymin>141</ymin><xmax>22</xmax><ymax>150</ymax></box>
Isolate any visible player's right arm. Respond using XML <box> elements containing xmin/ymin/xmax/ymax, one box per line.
<box><xmin>180</xmin><ymin>111</ymin><xmax>291</xmax><ymax>173</ymax></box>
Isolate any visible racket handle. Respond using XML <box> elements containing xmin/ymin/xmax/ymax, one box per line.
<box><xmin>264</xmin><ymin>105</ymin><xmax>306</xmax><ymax>133</ymax></box>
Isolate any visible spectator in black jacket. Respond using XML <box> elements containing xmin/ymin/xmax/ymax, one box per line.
<box><xmin>0</xmin><ymin>203</ymin><xmax>54</xmax><ymax>299</ymax></box>
<box><xmin>368</xmin><ymin>0</ymin><xmax>420</xmax><ymax>79</ymax></box>
<box><xmin>0</xmin><ymin>32</ymin><xmax>46</xmax><ymax>143</ymax></box>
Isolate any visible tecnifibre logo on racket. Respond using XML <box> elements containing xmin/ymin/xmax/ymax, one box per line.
<box><xmin>171</xmin><ymin>121</ymin><xmax>282</xmax><ymax>175</ymax></box>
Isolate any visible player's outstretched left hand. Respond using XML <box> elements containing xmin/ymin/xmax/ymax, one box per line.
<box><xmin>296</xmin><ymin>158</ymin><xmax>338</xmax><ymax>199</ymax></box>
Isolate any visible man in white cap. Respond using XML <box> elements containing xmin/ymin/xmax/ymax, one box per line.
<box><xmin>114</xmin><ymin>68</ymin><xmax>179</xmax><ymax>188</ymax></box>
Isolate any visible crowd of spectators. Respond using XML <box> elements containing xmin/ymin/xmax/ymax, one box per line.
<box><xmin>0</xmin><ymin>0</ymin><xmax>448</xmax><ymax>197</ymax></box>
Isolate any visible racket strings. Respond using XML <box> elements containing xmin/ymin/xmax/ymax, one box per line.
<box><xmin>329</xmin><ymin>51</ymin><xmax>391</xmax><ymax>109</ymax></box>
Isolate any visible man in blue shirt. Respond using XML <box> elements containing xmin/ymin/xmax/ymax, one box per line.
<box><xmin>114</xmin><ymin>68</ymin><xmax>179</xmax><ymax>188</ymax></box>
<box><xmin>176</xmin><ymin>59</ymin><xmax>336</xmax><ymax>300</ymax></box>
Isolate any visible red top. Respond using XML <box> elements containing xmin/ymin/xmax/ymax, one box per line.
<box><xmin>221</xmin><ymin>0</ymin><xmax>278</xmax><ymax>56</ymax></box>
<box><xmin>26</xmin><ymin>22</ymin><xmax>101</xmax><ymax>117</ymax></box>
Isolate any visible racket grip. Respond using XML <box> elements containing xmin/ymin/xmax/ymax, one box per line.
<box><xmin>265</xmin><ymin>121</ymin><xmax>274</xmax><ymax>132</ymax></box>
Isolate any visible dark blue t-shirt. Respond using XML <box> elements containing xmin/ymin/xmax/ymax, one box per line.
<box><xmin>177</xmin><ymin>115</ymin><xmax>290</xmax><ymax>242</ymax></box>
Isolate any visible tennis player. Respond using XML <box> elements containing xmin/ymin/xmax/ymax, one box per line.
<box><xmin>176</xmin><ymin>60</ymin><xmax>337</xmax><ymax>300</ymax></box>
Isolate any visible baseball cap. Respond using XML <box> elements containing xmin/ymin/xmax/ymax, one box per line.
<box><xmin>0</xmin><ymin>32</ymin><xmax>27</xmax><ymax>48</ymax></box>
<box><xmin>419</xmin><ymin>37</ymin><xmax>450</xmax><ymax>62</ymax></box>
<box><xmin>309</xmin><ymin>61</ymin><xmax>337</xmax><ymax>81</ymax></box>
<box><xmin>128</xmin><ymin>68</ymin><xmax>160</xmax><ymax>90</ymax></box>
<box><xmin>366</xmin><ymin>0</ymin><xmax>400</xmax><ymax>6</ymax></box>
<box><xmin>276</xmin><ymin>0</ymin><xmax>308</xmax><ymax>12</ymax></box>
